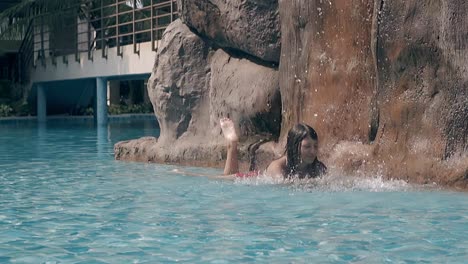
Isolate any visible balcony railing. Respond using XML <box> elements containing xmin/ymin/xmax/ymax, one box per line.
<box><xmin>15</xmin><ymin>0</ymin><xmax>178</xmax><ymax>84</ymax></box>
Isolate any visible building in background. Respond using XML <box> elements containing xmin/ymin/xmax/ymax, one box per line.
<box><xmin>0</xmin><ymin>0</ymin><xmax>177</xmax><ymax>123</ymax></box>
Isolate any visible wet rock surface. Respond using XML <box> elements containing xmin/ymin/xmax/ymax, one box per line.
<box><xmin>279</xmin><ymin>0</ymin><xmax>467</xmax><ymax>188</ymax></box>
<box><xmin>278</xmin><ymin>0</ymin><xmax>377</xmax><ymax>149</ymax></box>
<box><xmin>116</xmin><ymin>1</ymin><xmax>467</xmax><ymax>189</ymax></box>
<box><xmin>372</xmin><ymin>0</ymin><xmax>468</xmax><ymax>188</ymax></box>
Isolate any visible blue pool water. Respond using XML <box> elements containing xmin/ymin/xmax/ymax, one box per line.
<box><xmin>0</xmin><ymin>119</ymin><xmax>467</xmax><ymax>263</ymax></box>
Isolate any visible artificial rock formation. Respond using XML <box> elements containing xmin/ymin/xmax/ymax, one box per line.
<box><xmin>177</xmin><ymin>0</ymin><xmax>281</xmax><ymax>63</ymax></box>
<box><xmin>279</xmin><ymin>0</ymin><xmax>377</xmax><ymax>149</ymax></box>
<box><xmin>209</xmin><ymin>49</ymin><xmax>281</xmax><ymax>139</ymax></box>
<box><xmin>117</xmin><ymin>20</ymin><xmax>219</xmax><ymax>165</ymax></box>
<box><xmin>116</xmin><ymin>1</ymin><xmax>467</xmax><ymax>189</ymax></box>
<box><xmin>147</xmin><ymin>19</ymin><xmax>212</xmax><ymax>144</ymax></box>
<box><xmin>279</xmin><ymin>0</ymin><xmax>467</xmax><ymax>187</ymax></box>
<box><xmin>116</xmin><ymin>19</ymin><xmax>280</xmax><ymax>167</ymax></box>
<box><xmin>371</xmin><ymin>0</ymin><xmax>468</xmax><ymax>186</ymax></box>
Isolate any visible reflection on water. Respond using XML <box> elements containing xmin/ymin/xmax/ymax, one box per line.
<box><xmin>97</xmin><ymin>124</ymin><xmax>109</xmax><ymax>158</ymax></box>
<box><xmin>37</xmin><ymin>123</ymin><xmax>46</xmax><ymax>160</ymax></box>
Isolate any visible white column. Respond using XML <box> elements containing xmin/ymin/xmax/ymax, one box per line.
<box><xmin>96</xmin><ymin>77</ymin><xmax>108</xmax><ymax>125</ymax></box>
<box><xmin>37</xmin><ymin>84</ymin><xmax>47</xmax><ymax>123</ymax></box>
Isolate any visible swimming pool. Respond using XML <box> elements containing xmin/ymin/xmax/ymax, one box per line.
<box><xmin>1</xmin><ymin>119</ymin><xmax>467</xmax><ymax>263</ymax></box>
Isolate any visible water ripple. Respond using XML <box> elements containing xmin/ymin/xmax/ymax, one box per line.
<box><xmin>0</xmin><ymin>120</ymin><xmax>467</xmax><ymax>263</ymax></box>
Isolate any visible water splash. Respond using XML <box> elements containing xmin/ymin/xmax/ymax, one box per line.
<box><xmin>234</xmin><ymin>172</ymin><xmax>416</xmax><ymax>192</ymax></box>
<box><xmin>233</xmin><ymin>172</ymin><xmax>284</xmax><ymax>185</ymax></box>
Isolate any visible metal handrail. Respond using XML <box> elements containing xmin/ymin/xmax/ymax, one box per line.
<box><xmin>23</xmin><ymin>0</ymin><xmax>177</xmax><ymax>72</ymax></box>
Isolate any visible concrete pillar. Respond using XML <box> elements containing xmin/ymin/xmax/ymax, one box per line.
<box><xmin>96</xmin><ymin>77</ymin><xmax>108</xmax><ymax>125</ymax></box>
<box><xmin>37</xmin><ymin>84</ymin><xmax>47</xmax><ymax>123</ymax></box>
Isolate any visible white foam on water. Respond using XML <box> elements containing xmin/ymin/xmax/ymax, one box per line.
<box><xmin>233</xmin><ymin>172</ymin><xmax>285</xmax><ymax>185</ymax></box>
<box><xmin>299</xmin><ymin>174</ymin><xmax>412</xmax><ymax>192</ymax></box>
<box><xmin>233</xmin><ymin>171</ymin><xmax>417</xmax><ymax>192</ymax></box>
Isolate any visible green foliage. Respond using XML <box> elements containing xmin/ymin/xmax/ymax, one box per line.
<box><xmin>0</xmin><ymin>102</ymin><xmax>154</xmax><ymax>118</ymax></box>
<box><xmin>13</xmin><ymin>101</ymin><xmax>32</xmax><ymax>116</ymax></box>
<box><xmin>0</xmin><ymin>101</ymin><xmax>33</xmax><ymax>117</ymax></box>
<box><xmin>108</xmin><ymin>103</ymin><xmax>153</xmax><ymax>115</ymax></box>
<box><xmin>0</xmin><ymin>104</ymin><xmax>13</xmax><ymax>117</ymax></box>
<box><xmin>84</xmin><ymin>107</ymin><xmax>94</xmax><ymax>116</ymax></box>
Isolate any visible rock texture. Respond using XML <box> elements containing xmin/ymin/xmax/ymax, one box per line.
<box><xmin>371</xmin><ymin>0</ymin><xmax>468</xmax><ymax>187</ymax></box>
<box><xmin>177</xmin><ymin>0</ymin><xmax>281</xmax><ymax>63</ymax></box>
<box><xmin>116</xmin><ymin>1</ymin><xmax>467</xmax><ymax>189</ymax></box>
<box><xmin>209</xmin><ymin>49</ymin><xmax>281</xmax><ymax>139</ymax></box>
<box><xmin>147</xmin><ymin>19</ymin><xmax>212</xmax><ymax>144</ymax></box>
<box><xmin>278</xmin><ymin>0</ymin><xmax>377</xmax><ymax>149</ymax></box>
<box><xmin>278</xmin><ymin>0</ymin><xmax>467</xmax><ymax>188</ymax></box>
<box><xmin>116</xmin><ymin>19</ymin><xmax>280</xmax><ymax>167</ymax></box>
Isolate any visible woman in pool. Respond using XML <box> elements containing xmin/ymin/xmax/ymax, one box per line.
<box><xmin>220</xmin><ymin>117</ymin><xmax>327</xmax><ymax>179</ymax></box>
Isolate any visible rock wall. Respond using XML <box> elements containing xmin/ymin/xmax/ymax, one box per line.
<box><xmin>372</xmin><ymin>0</ymin><xmax>467</xmax><ymax>186</ymax></box>
<box><xmin>116</xmin><ymin>0</ymin><xmax>467</xmax><ymax>188</ymax></box>
<box><xmin>147</xmin><ymin>20</ymin><xmax>212</xmax><ymax>144</ymax></box>
<box><xmin>279</xmin><ymin>0</ymin><xmax>467</xmax><ymax>187</ymax></box>
<box><xmin>209</xmin><ymin>50</ymin><xmax>281</xmax><ymax>139</ymax></box>
<box><xmin>278</xmin><ymin>0</ymin><xmax>377</xmax><ymax>149</ymax></box>
<box><xmin>116</xmin><ymin>18</ymin><xmax>280</xmax><ymax>168</ymax></box>
<box><xmin>177</xmin><ymin>0</ymin><xmax>281</xmax><ymax>63</ymax></box>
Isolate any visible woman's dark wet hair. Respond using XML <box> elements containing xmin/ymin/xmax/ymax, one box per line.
<box><xmin>286</xmin><ymin>123</ymin><xmax>318</xmax><ymax>176</ymax></box>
